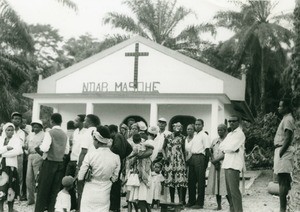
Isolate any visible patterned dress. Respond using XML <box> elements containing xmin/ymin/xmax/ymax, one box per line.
<box><xmin>163</xmin><ymin>133</ymin><xmax>187</xmax><ymax>188</ymax></box>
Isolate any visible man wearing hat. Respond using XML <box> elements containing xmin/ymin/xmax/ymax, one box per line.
<box><xmin>11</xmin><ymin>112</ymin><xmax>26</xmax><ymax>201</ymax></box>
<box><xmin>155</xmin><ymin>118</ymin><xmax>171</xmax><ymax>160</ymax></box>
<box><xmin>25</xmin><ymin>120</ymin><xmax>45</xmax><ymax>205</ymax></box>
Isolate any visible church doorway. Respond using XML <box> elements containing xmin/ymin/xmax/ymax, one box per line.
<box><xmin>169</xmin><ymin>115</ymin><xmax>196</xmax><ymax>135</ymax></box>
<box><xmin>122</xmin><ymin>115</ymin><xmax>148</xmax><ymax>128</ymax></box>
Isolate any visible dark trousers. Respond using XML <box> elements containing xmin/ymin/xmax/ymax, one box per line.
<box><xmin>110</xmin><ymin>179</ymin><xmax>122</xmax><ymax>211</ymax></box>
<box><xmin>65</xmin><ymin>161</ymin><xmax>77</xmax><ymax>210</ymax></box>
<box><xmin>225</xmin><ymin>169</ymin><xmax>243</xmax><ymax>212</ymax></box>
<box><xmin>188</xmin><ymin>154</ymin><xmax>206</xmax><ymax>206</ymax></box>
<box><xmin>110</xmin><ymin>158</ymin><xmax>124</xmax><ymax>211</ymax></box>
<box><xmin>34</xmin><ymin>160</ymin><xmax>64</xmax><ymax>212</ymax></box>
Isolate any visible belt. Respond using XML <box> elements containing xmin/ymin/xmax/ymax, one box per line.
<box><xmin>191</xmin><ymin>153</ymin><xmax>204</xmax><ymax>156</ymax></box>
<box><xmin>275</xmin><ymin>144</ymin><xmax>282</xmax><ymax>149</ymax></box>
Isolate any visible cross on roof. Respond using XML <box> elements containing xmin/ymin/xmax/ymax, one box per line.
<box><xmin>125</xmin><ymin>43</ymin><xmax>149</xmax><ymax>88</ymax></box>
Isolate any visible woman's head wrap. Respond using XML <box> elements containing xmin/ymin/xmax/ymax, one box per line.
<box><xmin>1</xmin><ymin>123</ymin><xmax>15</xmax><ymax>139</ymax></box>
<box><xmin>92</xmin><ymin>126</ymin><xmax>112</xmax><ymax>144</ymax></box>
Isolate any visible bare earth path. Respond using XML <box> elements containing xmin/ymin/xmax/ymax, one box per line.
<box><xmin>14</xmin><ymin>170</ymin><xmax>279</xmax><ymax>212</ymax></box>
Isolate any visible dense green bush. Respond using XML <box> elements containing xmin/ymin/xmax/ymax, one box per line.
<box><xmin>242</xmin><ymin>112</ymin><xmax>280</xmax><ymax>169</ymax></box>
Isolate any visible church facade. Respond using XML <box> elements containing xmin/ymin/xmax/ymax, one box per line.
<box><xmin>24</xmin><ymin>36</ymin><xmax>252</xmax><ymax>138</ymax></box>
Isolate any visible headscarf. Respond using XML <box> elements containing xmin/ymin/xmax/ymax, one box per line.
<box><xmin>92</xmin><ymin>131</ymin><xmax>112</xmax><ymax>145</ymax></box>
<box><xmin>1</xmin><ymin>123</ymin><xmax>15</xmax><ymax>139</ymax></box>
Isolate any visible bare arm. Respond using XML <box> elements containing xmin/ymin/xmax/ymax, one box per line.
<box><xmin>211</xmin><ymin>153</ymin><xmax>224</xmax><ymax>164</ymax></box>
<box><xmin>137</xmin><ymin>146</ymin><xmax>153</xmax><ymax>159</ymax></box>
<box><xmin>280</xmin><ymin>129</ymin><xmax>293</xmax><ymax>158</ymax></box>
<box><xmin>77</xmin><ymin>148</ymin><xmax>88</xmax><ymax>169</ymax></box>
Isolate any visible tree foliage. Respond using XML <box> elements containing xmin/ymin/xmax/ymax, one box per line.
<box><xmin>63</xmin><ymin>34</ymin><xmax>129</xmax><ymax>63</ymax></box>
<box><xmin>243</xmin><ymin>112</ymin><xmax>280</xmax><ymax>169</ymax></box>
<box><xmin>0</xmin><ymin>0</ymin><xmax>35</xmax><ymax>121</ymax></box>
<box><xmin>103</xmin><ymin>0</ymin><xmax>215</xmax><ymax>59</ymax></box>
<box><xmin>0</xmin><ymin>0</ymin><xmax>77</xmax><ymax>122</ymax></box>
<box><xmin>212</xmin><ymin>0</ymin><xmax>293</xmax><ymax>115</ymax></box>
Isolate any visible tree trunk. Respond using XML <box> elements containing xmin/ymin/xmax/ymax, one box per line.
<box><xmin>260</xmin><ymin>47</ymin><xmax>266</xmax><ymax>113</ymax></box>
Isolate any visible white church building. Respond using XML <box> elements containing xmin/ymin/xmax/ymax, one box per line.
<box><xmin>24</xmin><ymin>36</ymin><xmax>252</xmax><ymax>139</ymax></box>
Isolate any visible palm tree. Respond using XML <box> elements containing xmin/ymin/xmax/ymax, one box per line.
<box><xmin>213</xmin><ymin>0</ymin><xmax>293</xmax><ymax>114</ymax></box>
<box><xmin>0</xmin><ymin>0</ymin><xmax>77</xmax><ymax>121</ymax></box>
<box><xmin>103</xmin><ymin>0</ymin><xmax>215</xmax><ymax>59</ymax></box>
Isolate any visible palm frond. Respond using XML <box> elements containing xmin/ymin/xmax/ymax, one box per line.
<box><xmin>272</xmin><ymin>12</ymin><xmax>294</xmax><ymax>24</ymax></box>
<box><xmin>0</xmin><ymin>0</ymin><xmax>34</xmax><ymax>52</ymax></box>
<box><xmin>55</xmin><ymin>0</ymin><xmax>77</xmax><ymax>11</ymax></box>
<box><xmin>103</xmin><ymin>12</ymin><xmax>150</xmax><ymax>39</ymax></box>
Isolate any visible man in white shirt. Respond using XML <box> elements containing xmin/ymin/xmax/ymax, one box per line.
<box><xmin>219</xmin><ymin>115</ymin><xmax>245</xmax><ymax>212</ymax></box>
<box><xmin>77</xmin><ymin>114</ymin><xmax>100</xmax><ymax>209</ymax></box>
<box><xmin>66</xmin><ymin>114</ymin><xmax>86</xmax><ymax>211</ymax></box>
<box><xmin>11</xmin><ymin>112</ymin><xmax>26</xmax><ymax>200</ymax></box>
<box><xmin>153</xmin><ymin>117</ymin><xmax>171</xmax><ymax>162</ymax></box>
<box><xmin>34</xmin><ymin>113</ymin><xmax>69</xmax><ymax>212</ymax></box>
<box><xmin>186</xmin><ymin>119</ymin><xmax>211</xmax><ymax>209</ymax></box>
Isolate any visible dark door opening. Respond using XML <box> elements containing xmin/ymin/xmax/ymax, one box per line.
<box><xmin>122</xmin><ymin>115</ymin><xmax>148</xmax><ymax>128</ymax></box>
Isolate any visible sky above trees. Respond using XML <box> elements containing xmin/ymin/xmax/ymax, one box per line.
<box><xmin>7</xmin><ymin>0</ymin><xmax>295</xmax><ymax>42</ymax></box>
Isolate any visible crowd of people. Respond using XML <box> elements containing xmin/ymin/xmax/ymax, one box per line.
<box><xmin>0</xmin><ymin>98</ymin><xmax>295</xmax><ymax>212</ymax></box>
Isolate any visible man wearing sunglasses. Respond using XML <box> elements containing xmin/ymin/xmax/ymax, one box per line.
<box><xmin>219</xmin><ymin>115</ymin><xmax>245</xmax><ymax>212</ymax></box>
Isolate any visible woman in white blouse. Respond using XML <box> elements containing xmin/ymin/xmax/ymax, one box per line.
<box><xmin>78</xmin><ymin>126</ymin><xmax>120</xmax><ymax>212</ymax></box>
<box><xmin>0</xmin><ymin>123</ymin><xmax>23</xmax><ymax>212</ymax></box>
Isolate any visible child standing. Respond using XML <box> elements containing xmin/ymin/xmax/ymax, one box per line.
<box><xmin>151</xmin><ymin>162</ymin><xmax>165</xmax><ymax>209</ymax></box>
<box><xmin>55</xmin><ymin>176</ymin><xmax>74</xmax><ymax>212</ymax></box>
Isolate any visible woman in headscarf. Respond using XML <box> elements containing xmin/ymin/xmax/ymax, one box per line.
<box><xmin>162</xmin><ymin>122</ymin><xmax>188</xmax><ymax>205</ymax></box>
<box><xmin>206</xmin><ymin>124</ymin><xmax>228</xmax><ymax>210</ymax></box>
<box><xmin>78</xmin><ymin>126</ymin><xmax>120</xmax><ymax>212</ymax></box>
<box><xmin>0</xmin><ymin>123</ymin><xmax>23</xmax><ymax>212</ymax></box>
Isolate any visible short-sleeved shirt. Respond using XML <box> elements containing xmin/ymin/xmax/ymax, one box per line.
<box><xmin>80</xmin><ymin>126</ymin><xmax>96</xmax><ymax>152</ymax></box>
<box><xmin>274</xmin><ymin>113</ymin><xmax>295</xmax><ymax>146</ymax></box>
<box><xmin>55</xmin><ymin>190</ymin><xmax>71</xmax><ymax>212</ymax></box>
<box><xmin>15</xmin><ymin>129</ymin><xmax>26</xmax><ymax>147</ymax></box>
<box><xmin>188</xmin><ymin>131</ymin><xmax>211</xmax><ymax>154</ymax></box>
<box><xmin>26</xmin><ymin>131</ymin><xmax>45</xmax><ymax>154</ymax></box>
<box><xmin>71</xmin><ymin>128</ymin><xmax>86</xmax><ymax>161</ymax></box>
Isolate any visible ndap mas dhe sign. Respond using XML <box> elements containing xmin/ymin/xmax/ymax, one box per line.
<box><xmin>82</xmin><ymin>81</ymin><xmax>160</xmax><ymax>93</ymax></box>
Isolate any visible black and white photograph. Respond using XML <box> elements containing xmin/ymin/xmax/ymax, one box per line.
<box><xmin>0</xmin><ymin>0</ymin><xmax>300</xmax><ymax>211</ymax></box>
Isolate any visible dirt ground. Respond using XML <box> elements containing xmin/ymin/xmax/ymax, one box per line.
<box><xmin>12</xmin><ymin>169</ymin><xmax>279</xmax><ymax>212</ymax></box>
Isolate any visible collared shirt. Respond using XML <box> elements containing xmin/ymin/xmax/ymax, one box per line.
<box><xmin>219</xmin><ymin>127</ymin><xmax>245</xmax><ymax>172</ymax></box>
<box><xmin>26</xmin><ymin>131</ymin><xmax>45</xmax><ymax>154</ymax></box>
<box><xmin>274</xmin><ymin>113</ymin><xmax>295</xmax><ymax>146</ymax></box>
<box><xmin>80</xmin><ymin>126</ymin><xmax>96</xmax><ymax>152</ymax></box>
<box><xmin>71</xmin><ymin>128</ymin><xmax>86</xmax><ymax>161</ymax></box>
<box><xmin>15</xmin><ymin>128</ymin><xmax>26</xmax><ymax>147</ymax></box>
<box><xmin>186</xmin><ymin>130</ymin><xmax>210</xmax><ymax>154</ymax></box>
<box><xmin>40</xmin><ymin>126</ymin><xmax>69</xmax><ymax>154</ymax></box>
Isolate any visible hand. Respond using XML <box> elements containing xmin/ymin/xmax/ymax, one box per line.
<box><xmin>279</xmin><ymin>150</ymin><xmax>284</xmax><ymax>158</ymax></box>
<box><xmin>215</xmin><ymin>161</ymin><xmax>221</xmax><ymax>170</ymax></box>
<box><xmin>6</xmin><ymin>146</ymin><xmax>13</xmax><ymax>151</ymax></box>
<box><xmin>211</xmin><ymin>159</ymin><xmax>218</xmax><ymax>165</ymax></box>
